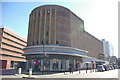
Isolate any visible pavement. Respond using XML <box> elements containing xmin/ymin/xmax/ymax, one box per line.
<box><xmin>0</xmin><ymin>69</ymin><xmax>119</xmax><ymax>78</ymax></box>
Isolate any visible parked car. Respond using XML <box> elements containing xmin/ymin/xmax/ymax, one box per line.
<box><xmin>108</xmin><ymin>65</ymin><xmax>112</xmax><ymax>70</ymax></box>
<box><xmin>118</xmin><ymin>66</ymin><xmax>120</xmax><ymax>69</ymax></box>
<box><xmin>96</xmin><ymin>65</ymin><xmax>105</xmax><ymax>72</ymax></box>
<box><xmin>103</xmin><ymin>65</ymin><xmax>109</xmax><ymax>71</ymax></box>
<box><xmin>110</xmin><ymin>65</ymin><xmax>114</xmax><ymax>70</ymax></box>
<box><xmin>108</xmin><ymin>65</ymin><xmax>114</xmax><ymax>70</ymax></box>
<box><xmin>116</xmin><ymin>65</ymin><xmax>119</xmax><ymax>69</ymax></box>
<box><xmin>113</xmin><ymin>65</ymin><xmax>119</xmax><ymax>69</ymax></box>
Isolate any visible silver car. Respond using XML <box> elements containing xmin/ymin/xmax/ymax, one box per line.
<box><xmin>96</xmin><ymin>65</ymin><xmax>105</xmax><ymax>72</ymax></box>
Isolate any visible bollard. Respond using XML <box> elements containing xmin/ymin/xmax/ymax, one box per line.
<box><xmin>86</xmin><ymin>69</ymin><xmax>87</xmax><ymax>73</ymax></box>
<box><xmin>79</xmin><ymin>69</ymin><xmax>80</xmax><ymax>74</ymax></box>
<box><xmin>90</xmin><ymin>68</ymin><xmax>92</xmax><ymax>73</ymax></box>
<box><xmin>18</xmin><ymin>68</ymin><xmax>21</xmax><ymax>75</ymax></box>
<box><xmin>22</xmin><ymin>68</ymin><xmax>35</xmax><ymax>79</ymax></box>
<box><xmin>29</xmin><ymin>68</ymin><xmax>32</xmax><ymax>77</ymax></box>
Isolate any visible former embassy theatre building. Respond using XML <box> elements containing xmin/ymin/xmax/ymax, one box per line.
<box><xmin>23</xmin><ymin>5</ymin><xmax>105</xmax><ymax>72</ymax></box>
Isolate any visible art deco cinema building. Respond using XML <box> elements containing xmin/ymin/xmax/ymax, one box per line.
<box><xmin>24</xmin><ymin>5</ymin><xmax>104</xmax><ymax>72</ymax></box>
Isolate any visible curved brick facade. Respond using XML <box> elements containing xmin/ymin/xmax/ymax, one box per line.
<box><xmin>24</xmin><ymin>5</ymin><xmax>104</xmax><ymax>72</ymax></box>
<box><xmin>27</xmin><ymin>5</ymin><xmax>103</xmax><ymax>59</ymax></box>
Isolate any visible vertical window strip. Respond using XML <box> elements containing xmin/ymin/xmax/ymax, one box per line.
<box><xmin>49</xmin><ymin>8</ymin><xmax>52</xmax><ymax>44</ymax></box>
<box><xmin>38</xmin><ymin>9</ymin><xmax>42</xmax><ymax>45</ymax></box>
<box><xmin>32</xmin><ymin>12</ymin><xmax>35</xmax><ymax>45</ymax></box>
<box><xmin>36</xmin><ymin>10</ymin><xmax>39</xmax><ymax>45</ymax></box>
<box><xmin>54</xmin><ymin>7</ymin><xmax>57</xmax><ymax>44</ymax></box>
<box><xmin>34</xmin><ymin>10</ymin><xmax>38</xmax><ymax>45</ymax></box>
<box><xmin>44</xmin><ymin>8</ymin><xmax>47</xmax><ymax>44</ymax></box>
<box><xmin>28</xmin><ymin>14</ymin><xmax>32</xmax><ymax>46</ymax></box>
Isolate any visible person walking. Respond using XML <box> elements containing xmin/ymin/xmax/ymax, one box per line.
<box><xmin>92</xmin><ymin>63</ymin><xmax>95</xmax><ymax>72</ymax></box>
<box><xmin>69</xmin><ymin>66</ymin><xmax>72</xmax><ymax>73</ymax></box>
<box><xmin>71</xmin><ymin>67</ymin><xmax>73</xmax><ymax>74</ymax></box>
<box><xmin>86</xmin><ymin>63</ymin><xmax>88</xmax><ymax>73</ymax></box>
<box><xmin>78</xmin><ymin>64</ymin><xmax>81</xmax><ymax>74</ymax></box>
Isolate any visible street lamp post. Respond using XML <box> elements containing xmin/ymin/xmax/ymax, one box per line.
<box><xmin>42</xmin><ymin>40</ymin><xmax>45</xmax><ymax>74</ymax></box>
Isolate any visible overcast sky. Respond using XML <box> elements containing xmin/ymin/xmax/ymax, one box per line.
<box><xmin>1</xmin><ymin>0</ymin><xmax>119</xmax><ymax>57</ymax></box>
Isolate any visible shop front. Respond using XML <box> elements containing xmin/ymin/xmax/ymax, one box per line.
<box><xmin>23</xmin><ymin>45</ymin><xmax>88</xmax><ymax>72</ymax></box>
<box><xmin>25</xmin><ymin>54</ymin><xmax>83</xmax><ymax>72</ymax></box>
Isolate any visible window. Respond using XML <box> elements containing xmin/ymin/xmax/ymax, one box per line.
<box><xmin>10</xmin><ymin>61</ymin><xmax>14</xmax><ymax>68</ymax></box>
<box><xmin>41</xmin><ymin>41</ymin><xmax>46</xmax><ymax>44</ymax></box>
<box><xmin>3</xmin><ymin>37</ymin><xmax>26</xmax><ymax>47</ymax></box>
<box><xmin>41</xmin><ymin>41</ymin><xmax>43</xmax><ymax>44</ymax></box>
<box><xmin>3</xmin><ymin>32</ymin><xmax>26</xmax><ymax>43</ymax></box>
<box><xmin>34</xmin><ymin>11</ymin><xmax>36</xmax><ymax>18</ymax></box>
<box><xmin>2</xmin><ymin>48</ymin><xmax>22</xmax><ymax>54</ymax></box>
<box><xmin>38</xmin><ymin>10</ymin><xmax>41</xmax><ymax>16</ymax></box>
<box><xmin>46</xmin><ymin>24</ymin><xmax>49</xmax><ymax>28</ymax></box>
<box><xmin>37</xmin><ymin>41</ymin><xmax>39</xmax><ymax>45</ymax></box>
<box><xmin>38</xmin><ymin>18</ymin><xmax>40</xmax><ymax>22</ymax></box>
<box><xmin>42</xmin><ymin>17</ymin><xmax>44</xmax><ymax>21</ymax></box>
<box><xmin>2</xmin><ymin>42</ymin><xmax>23</xmax><ymax>50</ymax></box>
<box><xmin>41</xmin><ymin>23</ymin><xmax>44</xmax><ymax>28</ymax></box>
<box><xmin>1</xmin><ymin>54</ymin><xmax>25</xmax><ymax>59</ymax></box>
<box><xmin>46</xmin><ymin>32</ymin><xmax>49</xmax><ymax>36</ymax></box>
<box><xmin>43</xmin><ymin>41</ymin><xmax>46</xmax><ymax>44</ymax></box>
<box><xmin>46</xmin><ymin>40</ymin><xmax>48</xmax><ymax>44</ymax></box>
<box><xmin>52</xmin><ymin>8</ymin><xmax>55</xmax><ymax>13</ymax></box>
<box><xmin>32</xmin><ymin>41</ymin><xmax>34</xmax><ymax>45</ymax></box>
<box><xmin>47</xmin><ymin>8</ymin><xmax>50</xmax><ymax>14</ymax></box>
<box><xmin>56</xmin><ymin>41</ymin><xmax>59</xmax><ymax>44</ymax></box>
<box><xmin>42</xmin><ymin>9</ymin><xmax>45</xmax><ymax>13</ymax></box>
<box><xmin>56</xmin><ymin>23</ymin><xmax>60</xmax><ymax>28</ymax></box>
<box><xmin>41</xmin><ymin>32</ymin><xmax>44</xmax><ymax>37</ymax></box>
<box><xmin>47</xmin><ymin>16</ymin><xmax>50</xmax><ymax>21</ymax></box>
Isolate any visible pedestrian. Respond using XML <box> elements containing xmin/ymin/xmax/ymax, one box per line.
<box><xmin>78</xmin><ymin>64</ymin><xmax>81</xmax><ymax>74</ymax></box>
<box><xmin>71</xmin><ymin>67</ymin><xmax>73</xmax><ymax>74</ymax></box>
<box><xmin>69</xmin><ymin>66</ymin><xmax>72</xmax><ymax>73</ymax></box>
<box><xmin>92</xmin><ymin>63</ymin><xmax>95</xmax><ymax>72</ymax></box>
<box><xmin>86</xmin><ymin>63</ymin><xmax>88</xmax><ymax>73</ymax></box>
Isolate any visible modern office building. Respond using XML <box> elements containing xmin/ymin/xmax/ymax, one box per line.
<box><xmin>24</xmin><ymin>5</ymin><xmax>104</xmax><ymax>72</ymax></box>
<box><xmin>101</xmin><ymin>39</ymin><xmax>114</xmax><ymax>57</ymax></box>
<box><xmin>0</xmin><ymin>28</ymin><xmax>27</xmax><ymax>69</ymax></box>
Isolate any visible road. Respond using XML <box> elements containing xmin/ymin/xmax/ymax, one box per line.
<box><xmin>0</xmin><ymin>69</ymin><xmax>119</xmax><ymax>78</ymax></box>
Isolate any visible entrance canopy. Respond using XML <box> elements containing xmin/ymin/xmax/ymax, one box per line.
<box><xmin>23</xmin><ymin>45</ymin><xmax>88</xmax><ymax>58</ymax></box>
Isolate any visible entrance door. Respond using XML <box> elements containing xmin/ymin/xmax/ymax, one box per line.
<box><xmin>0</xmin><ymin>60</ymin><xmax>7</xmax><ymax>69</ymax></box>
<box><xmin>32</xmin><ymin>59</ymin><xmax>50</xmax><ymax>72</ymax></box>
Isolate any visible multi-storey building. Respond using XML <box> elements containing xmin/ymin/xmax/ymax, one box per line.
<box><xmin>101</xmin><ymin>39</ymin><xmax>114</xmax><ymax>57</ymax></box>
<box><xmin>24</xmin><ymin>5</ymin><xmax>104</xmax><ymax>72</ymax></box>
<box><xmin>0</xmin><ymin>28</ymin><xmax>27</xmax><ymax>69</ymax></box>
